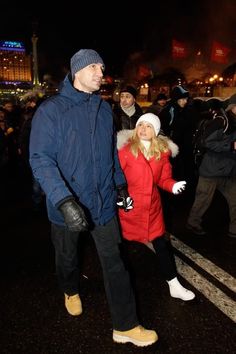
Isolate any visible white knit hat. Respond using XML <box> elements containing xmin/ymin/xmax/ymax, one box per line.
<box><xmin>135</xmin><ymin>113</ymin><xmax>161</xmax><ymax>136</ymax></box>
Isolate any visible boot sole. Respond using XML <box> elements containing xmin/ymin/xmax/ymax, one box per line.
<box><xmin>171</xmin><ymin>293</ymin><xmax>195</xmax><ymax>301</ymax></box>
<box><xmin>113</xmin><ymin>333</ymin><xmax>158</xmax><ymax>347</ymax></box>
<box><xmin>186</xmin><ymin>225</ymin><xmax>206</xmax><ymax>236</ymax></box>
<box><xmin>66</xmin><ymin>309</ymin><xmax>83</xmax><ymax>316</ymax></box>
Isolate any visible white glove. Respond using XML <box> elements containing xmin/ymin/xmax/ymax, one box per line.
<box><xmin>172</xmin><ymin>181</ymin><xmax>186</xmax><ymax>195</ymax></box>
<box><xmin>117</xmin><ymin>196</ymin><xmax>134</xmax><ymax>211</ymax></box>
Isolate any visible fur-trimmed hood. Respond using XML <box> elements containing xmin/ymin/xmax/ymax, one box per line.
<box><xmin>117</xmin><ymin>129</ymin><xmax>179</xmax><ymax>157</ymax></box>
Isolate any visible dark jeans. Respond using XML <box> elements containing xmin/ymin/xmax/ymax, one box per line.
<box><xmin>51</xmin><ymin>217</ymin><xmax>138</xmax><ymax>331</ymax></box>
<box><xmin>152</xmin><ymin>236</ymin><xmax>177</xmax><ymax>281</ymax></box>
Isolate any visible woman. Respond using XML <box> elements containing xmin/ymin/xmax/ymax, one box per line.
<box><xmin>117</xmin><ymin>113</ymin><xmax>195</xmax><ymax>301</ymax></box>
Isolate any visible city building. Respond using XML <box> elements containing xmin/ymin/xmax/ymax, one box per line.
<box><xmin>0</xmin><ymin>40</ymin><xmax>32</xmax><ymax>82</ymax></box>
<box><xmin>0</xmin><ymin>40</ymin><xmax>33</xmax><ymax>103</ymax></box>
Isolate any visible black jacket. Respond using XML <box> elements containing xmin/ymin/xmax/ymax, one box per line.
<box><xmin>113</xmin><ymin>102</ymin><xmax>143</xmax><ymax>132</ymax></box>
<box><xmin>199</xmin><ymin>111</ymin><xmax>236</xmax><ymax>177</ymax></box>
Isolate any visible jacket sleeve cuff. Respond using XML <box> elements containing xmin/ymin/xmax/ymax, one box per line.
<box><xmin>55</xmin><ymin>196</ymin><xmax>74</xmax><ymax>210</ymax></box>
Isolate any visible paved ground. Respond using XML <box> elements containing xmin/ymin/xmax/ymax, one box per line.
<box><xmin>1</xmin><ymin>174</ymin><xmax>235</xmax><ymax>353</ymax></box>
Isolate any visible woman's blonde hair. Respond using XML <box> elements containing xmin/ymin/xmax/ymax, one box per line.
<box><xmin>130</xmin><ymin>128</ymin><xmax>169</xmax><ymax>160</ymax></box>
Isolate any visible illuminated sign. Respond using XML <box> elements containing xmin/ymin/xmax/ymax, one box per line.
<box><xmin>0</xmin><ymin>41</ymin><xmax>25</xmax><ymax>52</ymax></box>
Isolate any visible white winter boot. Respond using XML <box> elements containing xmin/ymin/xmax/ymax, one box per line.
<box><xmin>167</xmin><ymin>277</ymin><xmax>195</xmax><ymax>301</ymax></box>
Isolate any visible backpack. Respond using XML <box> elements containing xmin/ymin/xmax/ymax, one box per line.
<box><xmin>192</xmin><ymin>108</ymin><xmax>229</xmax><ymax>168</ymax></box>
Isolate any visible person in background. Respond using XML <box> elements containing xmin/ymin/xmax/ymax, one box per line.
<box><xmin>187</xmin><ymin>94</ymin><xmax>236</xmax><ymax>238</ymax></box>
<box><xmin>117</xmin><ymin>113</ymin><xmax>195</xmax><ymax>301</ymax></box>
<box><xmin>1</xmin><ymin>100</ymin><xmax>20</xmax><ymax>173</ymax></box>
<box><xmin>0</xmin><ymin>108</ymin><xmax>14</xmax><ymax>164</ymax></box>
<box><xmin>158</xmin><ymin>85</ymin><xmax>195</xmax><ymax>180</ymax></box>
<box><xmin>2</xmin><ymin>99</ymin><xmax>20</xmax><ymax>130</ymax></box>
<box><xmin>146</xmin><ymin>93</ymin><xmax>168</xmax><ymax>116</ymax></box>
<box><xmin>0</xmin><ymin>109</ymin><xmax>10</xmax><ymax>189</ymax></box>
<box><xmin>158</xmin><ymin>86</ymin><xmax>198</xmax><ymax>232</ymax></box>
<box><xmin>30</xmin><ymin>49</ymin><xmax>158</xmax><ymax>347</ymax></box>
<box><xmin>18</xmin><ymin>97</ymin><xmax>44</xmax><ymax>210</ymax></box>
<box><xmin>113</xmin><ymin>85</ymin><xmax>143</xmax><ymax>131</ymax></box>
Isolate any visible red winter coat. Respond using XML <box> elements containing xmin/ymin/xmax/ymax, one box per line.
<box><xmin>118</xmin><ymin>143</ymin><xmax>176</xmax><ymax>243</ymax></box>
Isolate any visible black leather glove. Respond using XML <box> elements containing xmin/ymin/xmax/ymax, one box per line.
<box><xmin>58</xmin><ymin>199</ymin><xmax>88</xmax><ymax>232</ymax></box>
<box><xmin>116</xmin><ymin>185</ymin><xmax>133</xmax><ymax>212</ymax></box>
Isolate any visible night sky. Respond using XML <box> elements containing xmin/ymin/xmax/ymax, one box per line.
<box><xmin>1</xmin><ymin>0</ymin><xmax>236</xmax><ymax>80</ymax></box>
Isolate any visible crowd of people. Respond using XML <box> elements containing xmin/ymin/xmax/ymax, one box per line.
<box><xmin>0</xmin><ymin>96</ymin><xmax>44</xmax><ymax>207</ymax></box>
<box><xmin>1</xmin><ymin>48</ymin><xmax>236</xmax><ymax>348</ymax></box>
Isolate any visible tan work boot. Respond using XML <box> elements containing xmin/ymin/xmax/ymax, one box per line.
<box><xmin>113</xmin><ymin>325</ymin><xmax>158</xmax><ymax>347</ymax></box>
<box><xmin>64</xmin><ymin>293</ymin><xmax>82</xmax><ymax>316</ymax></box>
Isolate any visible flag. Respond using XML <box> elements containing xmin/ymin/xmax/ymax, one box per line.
<box><xmin>211</xmin><ymin>41</ymin><xmax>230</xmax><ymax>64</ymax></box>
<box><xmin>172</xmin><ymin>39</ymin><xmax>187</xmax><ymax>58</ymax></box>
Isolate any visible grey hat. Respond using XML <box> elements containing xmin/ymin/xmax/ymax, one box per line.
<box><xmin>226</xmin><ymin>93</ymin><xmax>236</xmax><ymax>111</ymax></box>
<box><xmin>70</xmin><ymin>49</ymin><xmax>104</xmax><ymax>79</ymax></box>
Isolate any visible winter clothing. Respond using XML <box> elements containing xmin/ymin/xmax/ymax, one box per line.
<box><xmin>158</xmin><ymin>97</ymin><xmax>198</xmax><ymax>185</ymax></box>
<box><xmin>30</xmin><ymin>71</ymin><xmax>140</xmax><ymax>332</ymax></box>
<box><xmin>199</xmin><ymin>113</ymin><xmax>236</xmax><ymax>177</ymax></box>
<box><xmin>117</xmin><ymin>129</ymin><xmax>195</xmax><ymax>300</ymax></box>
<box><xmin>226</xmin><ymin>93</ymin><xmax>236</xmax><ymax>112</ymax></box>
<box><xmin>70</xmin><ymin>49</ymin><xmax>104</xmax><ymax>79</ymax></box>
<box><xmin>120</xmin><ymin>85</ymin><xmax>137</xmax><ymax>98</ymax></box>
<box><xmin>171</xmin><ymin>86</ymin><xmax>189</xmax><ymax>101</ymax></box>
<box><xmin>113</xmin><ymin>326</ymin><xmax>158</xmax><ymax>347</ymax></box>
<box><xmin>146</xmin><ymin>94</ymin><xmax>168</xmax><ymax>116</ymax></box>
<box><xmin>136</xmin><ymin>113</ymin><xmax>161</xmax><ymax>136</ymax></box>
<box><xmin>113</xmin><ymin>102</ymin><xmax>143</xmax><ymax>132</ymax></box>
<box><xmin>58</xmin><ymin>198</ymin><xmax>88</xmax><ymax>232</ymax></box>
<box><xmin>30</xmin><ymin>74</ymin><xmax>125</xmax><ymax>227</ymax></box>
<box><xmin>51</xmin><ymin>218</ymin><xmax>139</xmax><ymax>330</ymax></box>
<box><xmin>187</xmin><ymin>109</ymin><xmax>236</xmax><ymax>235</ymax></box>
<box><xmin>167</xmin><ymin>277</ymin><xmax>195</xmax><ymax>301</ymax></box>
<box><xmin>172</xmin><ymin>181</ymin><xmax>186</xmax><ymax>194</ymax></box>
<box><xmin>64</xmin><ymin>294</ymin><xmax>82</xmax><ymax>316</ymax></box>
<box><xmin>156</xmin><ymin>93</ymin><xmax>168</xmax><ymax>101</ymax></box>
<box><xmin>117</xmin><ymin>130</ymin><xmax>177</xmax><ymax>243</ymax></box>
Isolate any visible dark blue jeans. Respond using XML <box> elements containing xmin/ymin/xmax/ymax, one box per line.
<box><xmin>51</xmin><ymin>217</ymin><xmax>138</xmax><ymax>331</ymax></box>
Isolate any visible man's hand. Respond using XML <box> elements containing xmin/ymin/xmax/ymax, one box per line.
<box><xmin>58</xmin><ymin>199</ymin><xmax>89</xmax><ymax>232</ymax></box>
<box><xmin>116</xmin><ymin>185</ymin><xmax>133</xmax><ymax>212</ymax></box>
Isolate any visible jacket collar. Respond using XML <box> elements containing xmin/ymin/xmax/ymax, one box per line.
<box><xmin>59</xmin><ymin>74</ymin><xmax>101</xmax><ymax>105</ymax></box>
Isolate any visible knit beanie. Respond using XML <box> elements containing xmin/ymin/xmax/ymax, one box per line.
<box><xmin>70</xmin><ymin>49</ymin><xmax>104</xmax><ymax>79</ymax></box>
<box><xmin>156</xmin><ymin>93</ymin><xmax>168</xmax><ymax>101</ymax></box>
<box><xmin>120</xmin><ymin>85</ymin><xmax>137</xmax><ymax>98</ymax></box>
<box><xmin>171</xmin><ymin>86</ymin><xmax>189</xmax><ymax>101</ymax></box>
<box><xmin>136</xmin><ymin>113</ymin><xmax>161</xmax><ymax>136</ymax></box>
<box><xmin>226</xmin><ymin>93</ymin><xmax>236</xmax><ymax>111</ymax></box>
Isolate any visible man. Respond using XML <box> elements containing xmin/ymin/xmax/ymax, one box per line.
<box><xmin>158</xmin><ymin>85</ymin><xmax>196</xmax><ymax>180</ymax></box>
<box><xmin>158</xmin><ymin>86</ymin><xmax>196</xmax><ymax>232</ymax></box>
<box><xmin>29</xmin><ymin>49</ymin><xmax>158</xmax><ymax>347</ymax></box>
<box><xmin>146</xmin><ymin>93</ymin><xmax>168</xmax><ymax>115</ymax></box>
<box><xmin>187</xmin><ymin>94</ymin><xmax>236</xmax><ymax>238</ymax></box>
<box><xmin>113</xmin><ymin>85</ymin><xmax>143</xmax><ymax>131</ymax></box>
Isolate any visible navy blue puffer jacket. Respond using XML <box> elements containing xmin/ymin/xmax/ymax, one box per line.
<box><xmin>29</xmin><ymin>75</ymin><xmax>126</xmax><ymax>226</ymax></box>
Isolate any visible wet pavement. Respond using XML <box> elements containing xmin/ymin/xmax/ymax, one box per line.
<box><xmin>1</xmin><ymin>175</ymin><xmax>236</xmax><ymax>353</ymax></box>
